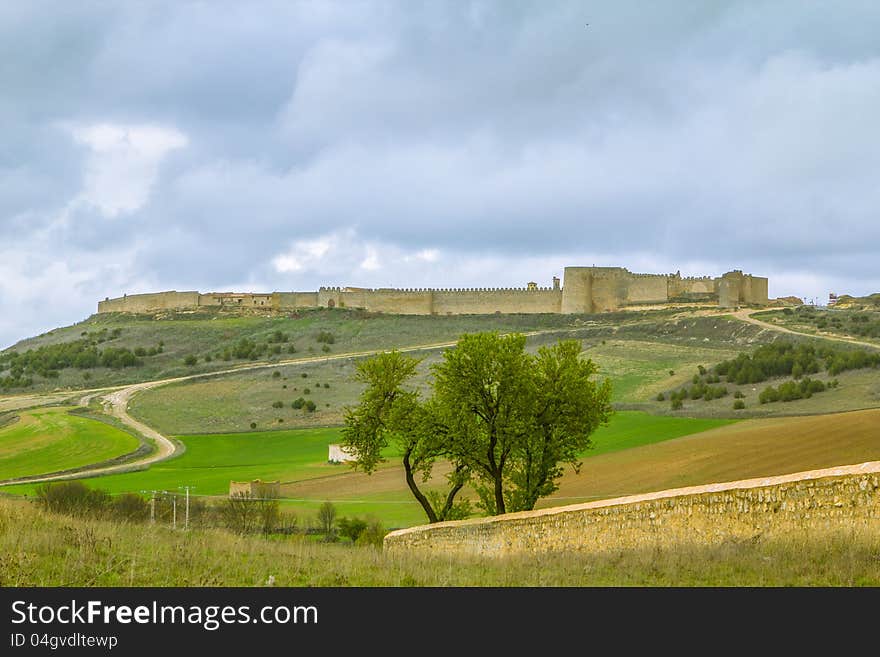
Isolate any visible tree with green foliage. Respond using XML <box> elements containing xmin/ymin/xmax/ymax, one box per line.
<box><xmin>342</xmin><ymin>333</ymin><xmax>612</xmax><ymax>521</ymax></box>
<box><xmin>341</xmin><ymin>350</ymin><xmax>471</xmax><ymax>523</ymax></box>
<box><xmin>316</xmin><ymin>501</ymin><xmax>337</xmax><ymax>539</ymax></box>
<box><xmin>337</xmin><ymin>516</ymin><xmax>368</xmax><ymax>543</ymax></box>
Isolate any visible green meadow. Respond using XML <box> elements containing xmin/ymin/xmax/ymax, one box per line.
<box><xmin>0</xmin><ymin>407</ymin><xmax>140</xmax><ymax>481</ymax></box>
<box><xmin>3</xmin><ymin>411</ymin><xmax>735</xmax><ymax>528</ymax></box>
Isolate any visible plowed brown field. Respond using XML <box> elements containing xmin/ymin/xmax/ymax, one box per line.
<box><xmin>278</xmin><ymin>408</ymin><xmax>880</xmax><ymax>512</ymax></box>
<box><xmin>542</xmin><ymin>408</ymin><xmax>880</xmax><ymax>506</ymax></box>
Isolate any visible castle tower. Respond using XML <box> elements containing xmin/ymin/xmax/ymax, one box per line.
<box><xmin>561</xmin><ymin>267</ymin><xmax>594</xmax><ymax>313</ymax></box>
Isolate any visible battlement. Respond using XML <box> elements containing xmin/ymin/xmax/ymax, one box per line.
<box><xmin>98</xmin><ymin>266</ymin><xmax>768</xmax><ymax>316</ymax></box>
<box><xmin>318</xmin><ymin>285</ymin><xmax>557</xmax><ymax>293</ymax></box>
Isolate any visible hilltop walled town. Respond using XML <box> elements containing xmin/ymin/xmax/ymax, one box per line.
<box><xmin>98</xmin><ymin>266</ymin><xmax>769</xmax><ymax>316</ymax></box>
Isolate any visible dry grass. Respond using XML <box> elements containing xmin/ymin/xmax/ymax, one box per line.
<box><xmin>1</xmin><ymin>497</ymin><xmax>878</xmax><ymax>586</ymax></box>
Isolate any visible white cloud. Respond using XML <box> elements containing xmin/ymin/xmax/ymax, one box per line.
<box><xmin>359</xmin><ymin>246</ymin><xmax>381</xmax><ymax>271</ymax></box>
<box><xmin>272</xmin><ymin>235</ymin><xmax>334</xmax><ymax>272</ymax></box>
<box><xmin>69</xmin><ymin>122</ymin><xmax>188</xmax><ymax>217</ymax></box>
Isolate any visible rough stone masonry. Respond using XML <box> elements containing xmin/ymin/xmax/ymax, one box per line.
<box><xmin>383</xmin><ymin>461</ymin><xmax>880</xmax><ymax>556</ymax></box>
<box><xmin>97</xmin><ymin>266</ymin><xmax>769</xmax><ymax>315</ymax></box>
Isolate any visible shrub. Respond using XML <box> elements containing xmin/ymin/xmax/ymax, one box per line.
<box><xmin>111</xmin><ymin>493</ymin><xmax>149</xmax><ymax>522</ymax></box>
<box><xmin>250</xmin><ymin>422</ymin><xmax>257</xmax><ymax>429</ymax></box>
<box><xmin>301</xmin><ymin>372</ymin><xmax>308</xmax><ymax>378</ymax></box>
<box><xmin>184</xmin><ymin>355</ymin><xmax>198</xmax><ymax>367</ymax></box>
<box><xmin>315</xmin><ymin>331</ymin><xmax>336</xmax><ymax>344</ymax></box>
<box><xmin>356</xmin><ymin>518</ymin><xmax>387</xmax><ymax>547</ymax></box>
<box><xmin>272</xmin><ymin>371</ymin><xmax>281</xmax><ymax>378</ymax></box>
<box><xmin>271</xmin><ymin>401</ymin><xmax>284</xmax><ymax>409</ymax></box>
<box><xmin>323</xmin><ymin>383</ymin><xmax>330</xmax><ymax>389</ymax></box>
<box><xmin>305</xmin><ymin>400</ymin><xmax>317</xmax><ymax>412</ymax></box>
<box><xmin>322</xmin><ymin>345</ymin><xmax>331</xmax><ymax>353</ymax></box>
<box><xmin>733</xmin><ymin>400</ymin><xmax>746</xmax><ymax>410</ymax></box>
<box><xmin>656</xmin><ymin>392</ymin><xmax>665</xmax><ymax>402</ymax></box>
<box><xmin>671</xmin><ymin>397</ymin><xmax>683</xmax><ymax>410</ymax></box>
<box><xmin>292</xmin><ymin>397</ymin><xmax>305</xmax><ymax>409</ymax></box>
<box><xmin>759</xmin><ymin>386</ymin><xmax>779</xmax><ymax>404</ymax></box>
<box><xmin>734</xmin><ymin>390</ymin><xmax>745</xmax><ymax>399</ymax></box>
<box><xmin>35</xmin><ymin>481</ymin><xmax>109</xmax><ymax>517</ymax></box>
<box><xmin>338</xmin><ymin>517</ymin><xmax>368</xmax><ymax>543</ymax></box>
<box><xmin>268</xmin><ymin>330</ymin><xmax>289</xmax><ymax>344</ymax></box>
<box><xmin>303</xmin><ymin>387</ymin><xmax>311</xmax><ymax>395</ymax></box>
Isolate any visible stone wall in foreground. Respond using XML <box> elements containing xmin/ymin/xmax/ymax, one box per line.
<box><xmin>384</xmin><ymin>461</ymin><xmax>880</xmax><ymax>556</ymax></box>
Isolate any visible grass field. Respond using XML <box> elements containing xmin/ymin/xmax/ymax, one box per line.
<box><xmin>640</xmin><ymin>367</ymin><xmax>880</xmax><ymax>419</ymax></box>
<box><xmin>1</xmin><ymin>497</ymin><xmax>877</xmax><ymax>585</ymax></box>
<box><xmin>127</xmin><ymin>336</ymin><xmax>746</xmax><ymax>435</ymax></box>
<box><xmin>0</xmin><ymin>307</ymin><xmax>614</xmax><ymax>393</ymax></box>
<box><xmin>1</xmin><ymin>411</ymin><xmax>735</xmax><ymax>528</ymax></box>
<box><xmin>0</xmin><ymin>407</ymin><xmax>140</xmax><ymax>481</ymax></box>
<box><xmin>582</xmin><ymin>339</ymin><xmax>740</xmax><ymax>402</ymax></box>
<box><xmin>2</xmin><ymin>306</ymin><xmax>773</xmax><ymax>396</ymax></box>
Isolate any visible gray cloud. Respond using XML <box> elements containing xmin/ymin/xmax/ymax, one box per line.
<box><xmin>3</xmin><ymin>1</ymin><xmax>880</xmax><ymax>348</ymax></box>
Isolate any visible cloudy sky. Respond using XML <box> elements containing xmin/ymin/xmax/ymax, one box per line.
<box><xmin>3</xmin><ymin>1</ymin><xmax>880</xmax><ymax>349</ymax></box>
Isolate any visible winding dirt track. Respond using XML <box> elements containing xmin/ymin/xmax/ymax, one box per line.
<box><xmin>732</xmin><ymin>307</ymin><xmax>880</xmax><ymax>350</ymax></box>
<box><xmin>3</xmin><ymin>309</ymin><xmax>875</xmax><ymax>488</ymax></box>
<box><xmin>0</xmin><ymin>330</ymin><xmax>562</xmax><ymax>486</ymax></box>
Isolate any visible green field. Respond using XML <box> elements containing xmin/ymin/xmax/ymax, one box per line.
<box><xmin>127</xmin><ymin>335</ymin><xmax>747</xmax><ymax>435</ymax></box>
<box><xmin>582</xmin><ymin>339</ymin><xmax>741</xmax><ymax>402</ymax></box>
<box><xmin>3</xmin><ymin>411</ymin><xmax>735</xmax><ymax>528</ymax></box>
<box><xmin>0</xmin><ymin>408</ymin><xmax>140</xmax><ymax>481</ymax></box>
<box><xmin>0</xmin><ymin>308</ymin><xmax>609</xmax><ymax>394</ymax></box>
<box><xmin>586</xmin><ymin>411</ymin><xmax>736</xmax><ymax>456</ymax></box>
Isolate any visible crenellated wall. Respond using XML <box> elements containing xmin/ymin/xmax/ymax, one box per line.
<box><xmin>98</xmin><ymin>291</ymin><xmax>201</xmax><ymax>313</ymax></box>
<box><xmin>96</xmin><ymin>266</ymin><xmax>768</xmax><ymax>316</ymax></box>
<box><xmin>384</xmin><ymin>461</ymin><xmax>880</xmax><ymax>556</ymax></box>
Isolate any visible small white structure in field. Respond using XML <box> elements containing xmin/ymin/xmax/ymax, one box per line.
<box><xmin>328</xmin><ymin>444</ymin><xmax>357</xmax><ymax>463</ymax></box>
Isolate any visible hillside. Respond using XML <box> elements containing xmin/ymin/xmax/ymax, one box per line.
<box><xmin>832</xmin><ymin>293</ymin><xmax>880</xmax><ymax>309</ymax></box>
<box><xmin>0</xmin><ymin>306</ymin><xmax>770</xmax><ymax>395</ymax></box>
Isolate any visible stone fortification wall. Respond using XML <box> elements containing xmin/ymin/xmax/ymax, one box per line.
<box><xmin>96</xmin><ymin>266</ymin><xmax>768</xmax><ymax>316</ymax></box>
<box><xmin>747</xmin><ymin>276</ymin><xmax>769</xmax><ymax>305</ymax></box>
<box><xmin>672</xmin><ymin>276</ymin><xmax>716</xmax><ymax>299</ymax></box>
<box><xmin>98</xmin><ymin>291</ymin><xmax>201</xmax><ymax>313</ymax></box>
<box><xmin>315</xmin><ymin>287</ymin><xmax>562</xmax><ymax>315</ymax></box>
<box><xmin>560</xmin><ymin>267</ymin><xmax>594</xmax><ymax>313</ymax></box>
<box><xmin>276</xmin><ymin>292</ymin><xmax>319</xmax><ymax>309</ymax></box>
<box><xmin>433</xmin><ymin>288</ymin><xmax>561</xmax><ymax>315</ymax></box>
<box><xmin>384</xmin><ymin>461</ymin><xmax>880</xmax><ymax>556</ymax></box>
<box><xmin>198</xmin><ymin>293</ymin><xmax>273</xmax><ymax>308</ymax></box>
<box><xmin>622</xmin><ymin>273</ymin><xmax>669</xmax><ymax>305</ymax></box>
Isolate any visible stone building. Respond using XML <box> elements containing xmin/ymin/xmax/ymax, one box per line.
<box><xmin>97</xmin><ymin>266</ymin><xmax>768</xmax><ymax>316</ymax></box>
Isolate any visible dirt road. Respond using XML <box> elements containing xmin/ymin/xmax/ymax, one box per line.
<box><xmin>732</xmin><ymin>307</ymin><xmax>880</xmax><ymax>350</ymax></box>
<box><xmin>0</xmin><ymin>329</ymin><xmax>567</xmax><ymax>487</ymax></box>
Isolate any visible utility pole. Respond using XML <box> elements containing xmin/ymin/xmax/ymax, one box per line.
<box><xmin>150</xmin><ymin>492</ymin><xmax>156</xmax><ymax>524</ymax></box>
<box><xmin>172</xmin><ymin>495</ymin><xmax>177</xmax><ymax>530</ymax></box>
<box><xmin>179</xmin><ymin>486</ymin><xmax>195</xmax><ymax>530</ymax></box>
